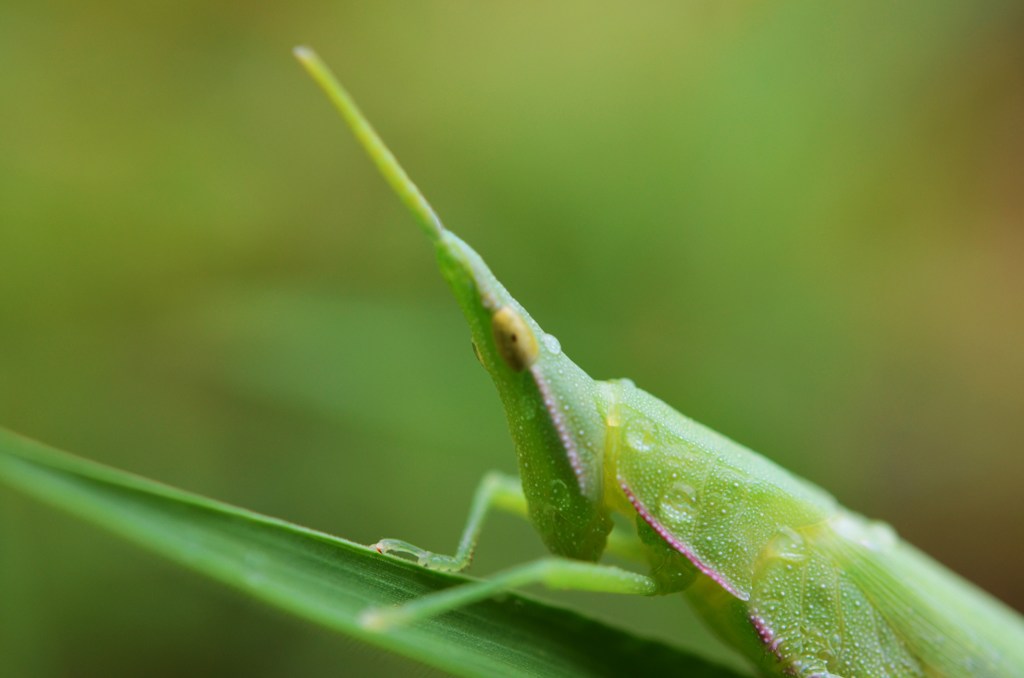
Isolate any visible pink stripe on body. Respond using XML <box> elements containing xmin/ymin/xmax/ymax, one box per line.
<box><xmin>619</xmin><ymin>477</ymin><xmax>748</xmax><ymax>601</ymax></box>
<box><xmin>531</xmin><ymin>366</ymin><xmax>588</xmax><ymax>494</ymax></box>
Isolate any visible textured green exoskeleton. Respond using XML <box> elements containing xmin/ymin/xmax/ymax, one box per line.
<box><xmin>294</xmin><ymin>48</ymin><xmax>1024</xmax><ymax>677</ymax></box>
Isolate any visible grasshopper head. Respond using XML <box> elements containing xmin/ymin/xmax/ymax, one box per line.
<box><xmin>435</xmin><ymin>232</ymin><xmax>613</xmax><ymax>561</ymax></box>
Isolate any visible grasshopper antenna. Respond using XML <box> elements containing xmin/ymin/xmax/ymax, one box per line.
<box><xmin>293</xmin><ymin>46</ymin><xmax>444</xmax><ymax>243</ymax></box>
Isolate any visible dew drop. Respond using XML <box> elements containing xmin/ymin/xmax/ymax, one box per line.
<box><xmin>833</xmin><ymin>513</ymin><xmax>897</xmax><ymax>552</ymax></box>
<box><xmin>550</xmin><ymin>479</ymin><xmax>570</xmax><ymax>510</ymax></box>
<box><xmin>625</xmin><ymin>420</ymin><xmax>654</xmax><ymax>452</ymax></box>
<box><xmin>542</xmin><ymin>333</ymin><xmax>561</xmax><ymax>354</ymax></box>
<box><xmin>658</xmin><ymin>481</ymin><xmax>697</xmax><ymax>525</ymax></box>
<box><xmin>768</xmin><ymin>526</ymin><xmax>807</xmax><ymax>563</ymax></box>
<box><xmin>863</xmin><ymin>521</ymin><xmax>897</xmax><ymax>551</ymax></box>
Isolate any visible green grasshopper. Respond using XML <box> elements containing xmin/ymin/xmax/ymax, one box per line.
<box><xmin>294</xmin><ymin>47</ymin><xmax>1024</xmax><ymax>677</ymax></box>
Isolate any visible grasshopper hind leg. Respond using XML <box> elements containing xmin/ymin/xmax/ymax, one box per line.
<box><xmin>360</xmin><ymin>557</ymin><xmax>658</xmax><ymax>631</ymax></box>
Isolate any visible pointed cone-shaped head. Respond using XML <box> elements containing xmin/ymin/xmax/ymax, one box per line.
<box><xmin>434</xmin><ymin>232</ymin><xmax>613</xmax><ymax>559</ymax></box>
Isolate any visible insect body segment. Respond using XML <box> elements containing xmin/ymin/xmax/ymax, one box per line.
<box><xmin>611</xmin><ymin>381</ymin><xmax>837</xmax><ymax>601</ymax></box>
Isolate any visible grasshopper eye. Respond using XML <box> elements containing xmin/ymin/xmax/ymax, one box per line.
<box><xmin>491</xmin><ymin>306</ymin><xmax>539</xmax><ymax>371</ymax></box>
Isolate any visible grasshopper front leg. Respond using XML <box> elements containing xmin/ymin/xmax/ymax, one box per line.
<box><xmin>373</xmin><ymin>471</ymin><xmax>526</xmax><ymax>572</ymax></box>
<box><xmin>374</xmin><ymin>470</ymin><xmax>647</xmax><ymax>572</ymax></box>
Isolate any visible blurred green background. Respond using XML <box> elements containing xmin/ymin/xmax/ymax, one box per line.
<box><xmin>2</xmin><ymin>1</ymin><xmax>1022</xmax><ymax>676</ymax></box>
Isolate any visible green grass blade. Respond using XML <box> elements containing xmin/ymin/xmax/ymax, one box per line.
<box><xmin>0</xmin><ymin>427</ymin><xmax>742</xmax><ymax>677</ymax></box>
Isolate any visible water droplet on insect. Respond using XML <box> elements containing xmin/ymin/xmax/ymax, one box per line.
<box><xmin>658</xmin><ymin>481</ymin><xmax>697</xmax><ymax>525</ymax></box>
<box><xmin>625</xmin><ymin>420</ymin><xmax>654</xmax><ymax>452</ymax></box>
<box><xmin>833</xmin><ymin>513</ymin><xmax>897</xmax><ymax>552</ymax></box>
<box><xmin>768</xmin><ymin>526</ymin><xmax>806</xmax><ymax>563</ymax></box>
<box><xmin>862</xmin><ymin>521</ymin><xmax>897</xmax><ymax>551</ymax></box>
<box><xmin>550</xmin><ymin>479</ymin><xmax>570</xmax><ymax>510</ymax></box>
<box><xmin>542</xmin><ymin>333</ymin><xmax>561</xmax><ymax>354</ymax></box>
